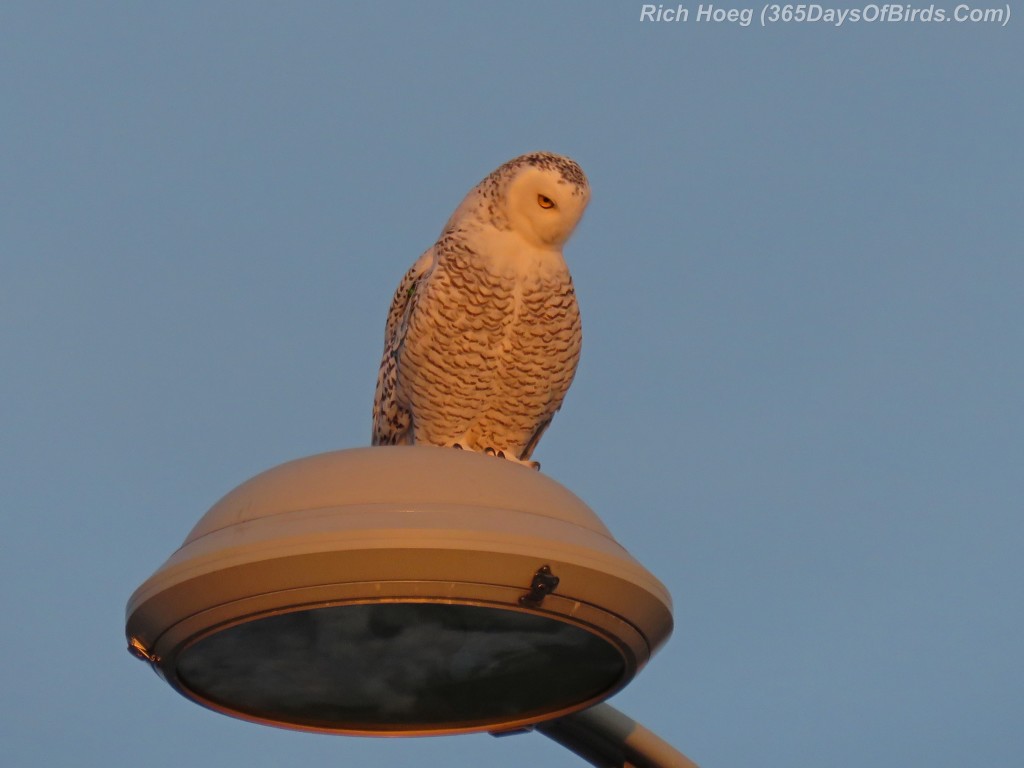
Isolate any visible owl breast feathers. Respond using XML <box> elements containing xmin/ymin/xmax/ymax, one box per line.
<box><xmin>372</xmin><ymin>152</ymin><xmax>590</xmax><ymax>469</ymax></box>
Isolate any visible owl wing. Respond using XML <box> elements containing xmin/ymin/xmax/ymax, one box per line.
<box><xmin>372</xmin><ymin>248</ymin><xmax>435</xmax><ymax>445</ymax></box>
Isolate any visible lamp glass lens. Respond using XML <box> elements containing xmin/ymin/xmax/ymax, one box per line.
<box><xmin>176</xmin><ymin>602</ymin><xmax>625</xmax><ymax>731</ymax></box>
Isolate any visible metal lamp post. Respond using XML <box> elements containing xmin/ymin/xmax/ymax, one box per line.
<box><xmin>126</xmin><ymin>446</ymin><xmax>697</xmax><ymax>765</ymax></box>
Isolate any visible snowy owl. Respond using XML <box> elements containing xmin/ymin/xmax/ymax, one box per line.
<box><xmin>372</xmin><ymin>151</ymin><xmax>590</xmax><ymax>469</ymax></box>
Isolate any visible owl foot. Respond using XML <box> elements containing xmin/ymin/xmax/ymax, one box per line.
<box><xmin>484</xmin><ymin>447</ymin><xmax>540</xmax><ymax>471</ymax></box>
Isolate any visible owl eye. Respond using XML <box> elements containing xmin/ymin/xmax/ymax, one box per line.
<box><xmin>537</xmin><ymin>194</ymin><xmax>555</xmax><ymax>209</ymax></box>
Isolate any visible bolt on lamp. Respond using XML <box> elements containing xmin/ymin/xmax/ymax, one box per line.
<box><xmin>126</xmin><ymin>446</ymin><xmax>697</xmax><ymax>766</ymax></box>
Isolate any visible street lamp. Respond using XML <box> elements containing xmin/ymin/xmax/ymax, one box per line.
<box><xmin>126</xmin><ymin>446</ymin><xmax>696</xmax><ymax>764</ymax></box>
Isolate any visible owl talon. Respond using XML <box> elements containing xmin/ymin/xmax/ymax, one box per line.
<box><xmin>501</xmin><ymin>452</ymin><xmax>541</xmax><ymax>471</ymax></box>
<box><xmin>454</xmin><ymin>444</ymin><xmax>541</xmax><ymax>471</ymax></box>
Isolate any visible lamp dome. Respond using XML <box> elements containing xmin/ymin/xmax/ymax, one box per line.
<box><xmin>125</xmin><ymin>446</ymin><xmax>673</xmax><ymax>736</ymax></box>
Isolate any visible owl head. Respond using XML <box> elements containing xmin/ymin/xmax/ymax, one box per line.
<box><xmin>447</xmin><ymin>152</ymin><xmax>590</xmax><ymax>248</ymax></box>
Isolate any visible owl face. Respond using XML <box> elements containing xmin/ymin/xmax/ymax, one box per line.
<box><xmin>505</xmin><ymin>165</ymin><xmax>590</xmax><ymax>248</ymax></box>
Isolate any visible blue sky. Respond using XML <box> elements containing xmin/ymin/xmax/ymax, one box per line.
<box><xmin>2</xmin><ymin>2</ymin><xmax>1021</xmax><ymax>766</ymax></box>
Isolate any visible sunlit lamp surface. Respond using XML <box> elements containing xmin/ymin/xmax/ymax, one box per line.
<box><xmin>126</xmin><ymin>447</ymin><xmax>672</xmax><ymax>735</ymax></box>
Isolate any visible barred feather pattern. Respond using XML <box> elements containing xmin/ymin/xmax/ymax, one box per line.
<box><xmin>371</xmin><ymin>151</ymin><xmax>588</xmax><ymax>464</ymax></box>
<box><xmin>372</xmin><ymin>249</ymin><xmax>433</xmax><ymax>446</ymax></box>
